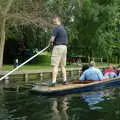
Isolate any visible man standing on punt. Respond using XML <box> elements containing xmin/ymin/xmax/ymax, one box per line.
<box><xmin>80</xmin><ymin>61</ymin><xmax>103</xmax><ymax>82</ymax></box>
<box><xmin>49</xmin><ymin>16</ymin><xmax>68</xmax><ymax>87</ymax></box>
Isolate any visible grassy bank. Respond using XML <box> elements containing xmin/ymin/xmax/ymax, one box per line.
<box><xmin>3</xmin><ymin>63</ymin><xmax>80</xmax><ymax>71</ymax></box>
<box><xmin>3</xmin><ymin>63</ymin><xmax>116</xmax><ymax>71</ymax></box>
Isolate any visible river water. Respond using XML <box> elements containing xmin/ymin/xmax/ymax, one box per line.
<box><xmin>0</xmin><ymin>79</ymin><xmax>120</xmax><ymax>120</ymax></box>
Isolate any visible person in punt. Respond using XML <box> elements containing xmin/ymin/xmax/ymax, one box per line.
<box><xmin>117</xmin><ymin>67</ymin><xmax>120</xmax><ymax>77</ymax></box>
<box><xmin>103</xmin><ymin>64</ymin><xmax>117</xmax><ymax>79</ymax></box>
<box><xmin>80</xmin><ymin>64</ymin><xmax>89</xmax><ymax>76</ymax></box>
<box><xmin>116</xmin><ymin>68</ymin><xmax>120</xmax><ymax>76</ymax></box>
<box><xmin>49</xmin><ymin>16</ymin><xmax>68</xmax><ymax>87</ymax></box>
<box><xmin>79</xmin><ymin>61</ymin><xmax>104</xmax><ymax>83</ymax></box>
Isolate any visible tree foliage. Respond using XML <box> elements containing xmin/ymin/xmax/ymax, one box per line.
<box><xmin>0</xmin><ymin>0</ymin><xmax>120</xmax><ymax>67</ymax></box>
<box><xmin>68</xmin><ymin>0</ymin><xmax>120</xmax><ymax>61</ymax></box>
<box><xmin>0</xmin><ymin>0</ymin><xmax>52</xmax><ymax>68</ymax></box>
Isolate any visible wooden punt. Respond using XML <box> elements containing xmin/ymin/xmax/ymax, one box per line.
<box><xmin>31</xmin><ymin>77</ymin><xmax>120</xmax><ymax>95</ymax></box>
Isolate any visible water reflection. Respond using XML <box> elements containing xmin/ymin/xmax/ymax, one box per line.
<box><xmin>51</xmin><ymin>96</ymin><xmax>69</xmax><ymax>120</ymax></box>
<box><xmin>50</xmin><ymin>88</ymin><xmax>116</xmax><ymax>120</ymax></box>
<box><xmin>80</xmin><ymin>91</ymin><xmax>104</xmax><ymax>110</ymax></box>
<box><xmin>80</xmin><ymin>88</ymin><xmax>117</xmax><ymax>110</ymax></box>
<box><xmin>0</xmin><ymin>81</ymin><xmax>120</xmax><ymax>120</ymax></box>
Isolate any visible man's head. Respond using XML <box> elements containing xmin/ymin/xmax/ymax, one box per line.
<box><xmin>89</xmin><ymin>61</ymin><xmax>96</xmax><ymax>67</ymax></box>
<box><xmin>53</xmin><ymin>16</ymin><xmax>61</xmax><ymax>25</ymax></box>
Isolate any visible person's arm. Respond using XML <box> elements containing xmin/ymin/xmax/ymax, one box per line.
<box><xmin>98</xmin><ymin>70</ymin><xmax>104</xmax><ymax>80</ymax></box>
<box><xmin>49</xmin><ymin>36</ymin><xmax>55</xmax><ymax>46</ymax></box>
<box><xmin>50</xmin><ymin>36</ymin><xmax>55</xmax><ymax>42</ymax></box>
<box><xmin>113</xmin><ymin>72</ymin><xmax>117</xmax><ymax>77</ymax></box>
<box><xmin>49</xmin><ymin>27</ymin><xmax>58</xmax><ymax>45</ymax></box>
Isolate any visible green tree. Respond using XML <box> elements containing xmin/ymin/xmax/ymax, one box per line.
<box><xmin>0</xmin><ymin>0</ymin><xmax>51</xmax><ymax>69</ymax></box>
<box><xmin>0</xmin><ymin>0</ymin><xmax>14</xmax><ymax>70</ymax></box>
<box><xmin>68</xmin><ymin>0</ymin><xmax>120</xmax><ymax>62</ymax></box>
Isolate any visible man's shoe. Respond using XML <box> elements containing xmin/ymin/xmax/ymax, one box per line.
<box><xmin>63</xmin><ymin>81</ymin><xmax>68</xmax><ymax>85</ymax></box>
<box><xmin>49</xmin><ymin>83</ymin><xmax>56</xmax><ymax>87</ymax></box>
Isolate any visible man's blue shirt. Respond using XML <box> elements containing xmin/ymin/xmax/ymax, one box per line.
<box><xmin>52</xmin><ymin>25</ymin><xmax>68</xmax><ymax>46</ymax></box>
<box><xmin>80</xmin><ymin>67</ymin><xmax>103</xmax><ymax>81</ymax></box>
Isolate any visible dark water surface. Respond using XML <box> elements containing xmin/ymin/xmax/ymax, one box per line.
<box><xmin>0</xmin><ymin>80</ymin><xmax>120</xmax><ymax>120</ymax></box>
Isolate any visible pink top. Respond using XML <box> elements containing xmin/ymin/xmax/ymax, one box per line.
<box><xmin>104</xmin><ymin>68</ymin><xmax>116</xmax><ymax>74</ymax></box>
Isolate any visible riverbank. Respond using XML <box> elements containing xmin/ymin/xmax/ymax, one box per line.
<box><xmin>0</xmin><ymin>63</ymin><xmax>118</xmax><ymax>82</ymax></box>
<box><xmin>2</xmin><ymin>62</ymin><xmax>112</xmax><ymax>71</ymax></box>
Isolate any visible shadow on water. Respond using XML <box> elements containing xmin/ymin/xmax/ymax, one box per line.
<box><xmin>0</xmin><ymin>78</ymin><xmax>120</xmax><ymax>120</ymax></box>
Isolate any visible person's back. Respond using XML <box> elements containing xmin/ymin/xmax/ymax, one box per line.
<box><xmin>80</xmin><ymin>67</ymin><xmax>103</xmax><ymax>81</ymax></box>
<box><xmin>80</xmin><ymin>61</ymin><xmax>103</xmax><ymax>81</ymax></box>
<box><xmin>53</xmin><ymin>25</ymin><xmax>68</xmax><ymax>46</ymax></box>
<box><xmin>103</xmin><ymin>64</ymin><xmax>117</xmax><ymax>79</ymax></box>
<box><xmin>104</xmin><ymin>72</ymin><xmax>117</xmax><ymax>79</ymax></box>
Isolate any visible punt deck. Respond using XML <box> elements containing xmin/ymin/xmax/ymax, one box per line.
<box><xmin>31</xmin><ymin>77</ymin><xmax>120</xmax><ymax>95</ymax></box>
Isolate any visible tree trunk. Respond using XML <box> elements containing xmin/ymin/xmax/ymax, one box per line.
<box><xmin>0</xmin><ymin>0</ymin><xmax>14</xmax><ymax>70</ymax></box>
<box><xmin>0</xmin><ymin>19</ymin><xmax>6</xmax><ymax>70</ymax></box>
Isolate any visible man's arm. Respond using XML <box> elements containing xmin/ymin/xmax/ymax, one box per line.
<box><xmin>49</xmin><ymin>27</ymin><xmax>58</xmax><ymax>45</ymax></box>
<box><xmin>80</xmin><ymin>72</ymin><xmax>86</xmax><ymax>81</ymax></box>
<box><xmin>50</xmin><ymin>36</ymin><xmax>55</xmax><ymax>42</ymax></box>
<box><xmin>98</xmin><ymin>70</ymin><xmax>104</xmax><ymax>80</ymax></box>
<box><xmin>49</xmin><ymin>36</ymin><xmax>55</xmax><ymax>46</ymax></box>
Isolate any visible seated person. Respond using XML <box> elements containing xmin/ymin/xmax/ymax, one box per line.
<box><xmin>103</xmin><ymin>64</ymin><xmax>117</xmax><ymax>79</ymax></box>
<box><xmin>118</xmin><ymin>70</ymin><xmax>120</xmax><ymax>77</ymax></box>
<box><xmin>116</xmin><ymin>68</ymin><xmax>120</xmax><ymax>76</ymax></box>
<box><xmin>80</xmin><ymin>64</ymin><xmax>89</xmax><ymax>76</ymax></box>
<box><xmin>79</xmin><ymin>61</ymin><xmax>103</xmax><ymax>82</ymax></box>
